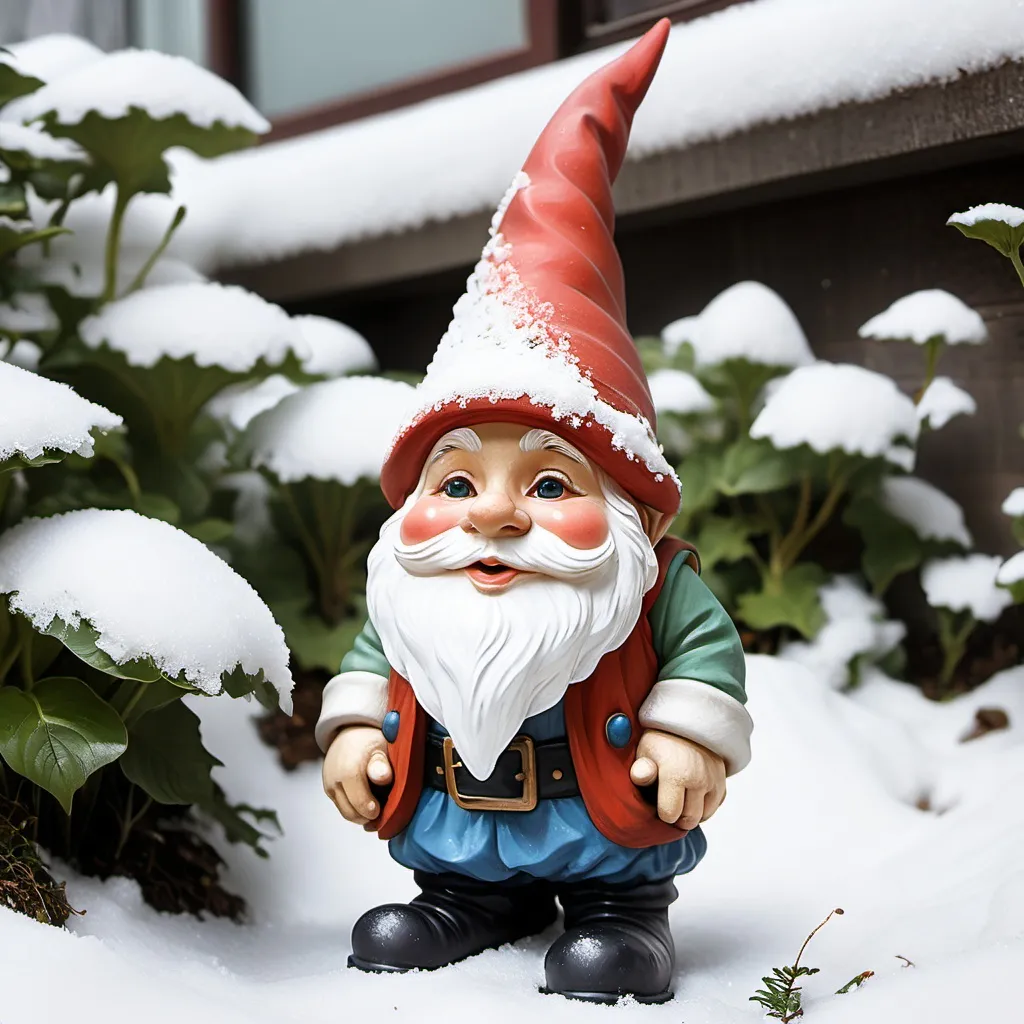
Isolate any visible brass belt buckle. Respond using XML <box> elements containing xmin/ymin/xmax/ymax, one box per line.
<box><xmin>442</xmin><ymin>735</ymin><xmax>538</xmax><ymax>812</ymax></box>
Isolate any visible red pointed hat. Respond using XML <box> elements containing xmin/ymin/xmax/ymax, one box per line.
<box><xmin>380</xmin><ymin>19</ymin><xmax>680</xmax><ymax>515</ymax></box>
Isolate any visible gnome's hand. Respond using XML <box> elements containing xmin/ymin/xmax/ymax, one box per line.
<box><xmin>322</xmin><ymin>725</ymin><xmax>394</xmax><ymax>825</ymax></box>
<box><xmin>630</xmin><ymin>729</ymin><xmax>726</xmax><ymax>830</ymax></box>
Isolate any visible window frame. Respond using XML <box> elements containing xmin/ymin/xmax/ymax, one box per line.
<box><xmin>564</xmin><ymin>0</ymin><xmax>750</xmax><ymax>51</ymax></box>
<box><xmin>207</xmin><ymin>0</ymin><xmax>559</xmax><ymax>141</ymax></box>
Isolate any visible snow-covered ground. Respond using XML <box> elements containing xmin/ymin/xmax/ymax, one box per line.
<box><xmin>2</xmin><ymin>655</ymin><xmax>1021</xmax><ymax>1023</ymax></box>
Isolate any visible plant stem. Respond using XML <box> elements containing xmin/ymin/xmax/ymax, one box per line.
<box><xmin>937</xmin><ymin>608</ymin><xmax>975</xmax><ymax>694</ymax></box>
<box><xmin>1010</xmin><ymin>246</ymin><xmax>1024</xmax><ymax>291</ymax></box>
<box><xmin>118</xmin><ymin>681</ymin><xmax>148</xmax><ymax>723</ymax></box>
<box><xmin>793</xmin><ymin>908</ymin><xmax>844</xmax><ymax>973</ymax></box>
<box><xmin>114</xmin><ymin>784</ymin><xmax>152</xmax><ymax>861</ymax></box>
<box><xmin>914</xmin><ymin>337</ymin><xmax>944</xmax><ymax>404</ymax></box>
<box><xmin>125</xmin><ymin>205</ymin><xmax>186</xmax><ymax>295</ymax></box>
<box><xmin>103</xmin><ymin>185</ymin><xmax>131</xmax><ymax>303</ymax></box>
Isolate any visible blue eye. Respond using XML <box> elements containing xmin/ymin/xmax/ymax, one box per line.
<box><xmin>443</xmin><ymin>477</ymin><xmax>473</xmax><ymax>498</ymax></box>
<box><xmin>535</xmin><ymin>477</ymin><xmax>565</xmax><ymax>499</ymax></box>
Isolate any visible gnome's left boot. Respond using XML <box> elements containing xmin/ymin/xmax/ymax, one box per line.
<box><xmin>543</xmin><ymin>878</ymin><xmax>678</xmax><ymax>1004</ymax></box>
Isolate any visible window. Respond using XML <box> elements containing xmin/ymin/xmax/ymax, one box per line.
<box><xmin>565</xmin><ymin>0</ymin><xmax>751</xmax><ymax>51</ymax></box>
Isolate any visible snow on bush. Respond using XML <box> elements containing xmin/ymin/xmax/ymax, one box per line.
<box><xmin>293</xmin><ymin>315</ymin><xmax>378</xmax><ymax>377</ymax></box>
<box><xmin>778</xmin><ymin>575</ymin><xmax>905</xmax><ymax>690</ymax></box>
<box><xmin>660</xmin><ymin>314</ymin><xmax>699</xmax><ymax>356</ymax></box>
<box><xmin>0</xmin><ymin>361</ymin><xmax>121</xmax><ymax>463</ymax></box>
<box><xmin>244</xmin><ymin>376</ymin><xmax>416</xmax><ymax>485</ymax></box>
<box><xmin>0</xmin><ymin>293</ymin><xmax>57</xmax><ymax>334</ymax></box>
<box><xmin>0</xmin><ymin>122</ymin><xmax>84</xmax><ymax>162</ymax></box>
<box><xmin>750</xmin><ymin>362</ymin><xmax>919</xmax><ymax>467</ymax></box>
<box><xmin>859</xmin><ymin>289</ymin><xmax>987</xmax><ymax>346</ymax></box>
<box><xmin>880</xmin><ymin>476</ymin><xmax>972</xmax><ymax>547</ymax></box>
<box><xmin>207</xmin><ymin>376</ymin><xmax>300</xmax><ymax>433</ymax></box>
<box><xmin>647</xmin><ymin>368</ymin><xmax>715</xmax><ymax>415</ymax></box>
<box><xmin>0</xmin><ymin>340</ymin><xmax>42</xmax><ymax>371</ymax></box>
<box><xmin>79</xmin><ymin>282</ymin><xmax>307</xmax><ymax>371</ymax></box>
<box><xmin>997</xmin><ymin>550</ymin><xmax>1024</xmax><ymax>586</ymax></box>
<box><xmin>0</xmin><ymin>509</ymin><xmax>292</xmax><ymax>706</ymax></box>
<box><xmin>1002</xmin><ymin>487</ymin><xmax>1024</xmax><ymax>518</ymax></box>
<box><xmin>10</xmin><ymin>49</ymin><xmax>268</xmax><ymax>133</ymax></box>
<box><xmin>916</xmin><ymin>376</ymin><xmax>977</xmax><ymax>429</ymax></box>
<box><xmin>948</xmin><ymin>203</ymin><xmax>1024</xmax><ymax>230</ymax></box>
<box><xmin>685</xmin><ymin>281</ymin><xmax>813</xmax><ymax>368</ymax></box>
<box><xmin>922</xmin><ymin>554</ymin><xmax>1013</xmax><ymax>621</ymax></box>
<box><xmin>0</xmin><ymin>34</ymin><xmax>103</xmax><ymax>89</ymax></box>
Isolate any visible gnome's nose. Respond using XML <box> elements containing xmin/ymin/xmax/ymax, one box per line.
<box><xmin>461</xmin><ymin>493</ymin><xmax>531</xmax><ymax>538</ymax></box>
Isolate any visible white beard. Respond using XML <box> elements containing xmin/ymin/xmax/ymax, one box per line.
<box><xmin>365</xmin><ymin>477</ymin><xmax>658</xmax><ymax>779</ymax></box>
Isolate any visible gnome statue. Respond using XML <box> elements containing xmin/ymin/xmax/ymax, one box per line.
<box><xmin>317</xmin><ymin>20</ymin><xmax>751</xmax><ymax>1004</ymax></box>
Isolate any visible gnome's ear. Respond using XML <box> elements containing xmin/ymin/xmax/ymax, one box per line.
<box><xmin>636</xmin><ymin>503</ymin><xmax>675</xmax><ymax>544</ymax></box>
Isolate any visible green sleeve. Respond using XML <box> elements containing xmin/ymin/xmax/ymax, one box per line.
<box><xmin>649</xmin><ymin>551</ymin><xmax>747</xmax><ymax>705</ymax></box>
<box><xmin>338</xmin><ymin>617</ymin><xmax>391</xmax><ymax>677</ymax></box>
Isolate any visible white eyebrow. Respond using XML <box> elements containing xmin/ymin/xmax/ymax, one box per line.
<box><xmin>519</xmin><ymin>428</ymin><xmax>587</xmax><ymax>465</ymax></box>
<box><xmin>428</xmin><ymin>427</ymin><xmax>482</xmax><ymax>464</ymax></box>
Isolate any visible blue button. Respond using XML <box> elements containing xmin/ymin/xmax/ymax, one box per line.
<box><xmin>605</xmin><ymin>713</ymin><xmax>632</xmax><ymax>749</ymax></box>
<box><xmin>382</xmin><ymin>710</ymin><xmax>400</xmax><ymax>743</ymax></box>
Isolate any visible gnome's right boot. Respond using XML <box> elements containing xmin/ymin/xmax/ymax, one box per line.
<box><xmin>349</xmin><ymin>870</ymin><xmax>558</xmax><ymax>972</ymax></box>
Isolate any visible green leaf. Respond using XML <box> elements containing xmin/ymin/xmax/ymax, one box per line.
<box><xmin>948</xmin><ymin>212</ymin><xmax>1024</xmax><ymax>260</ymax></box>
<box><xmin>38</xmin><ymin>108</ymin><xmax>261</xmax><ymax>199</ymax></box>
<box><xmin>693</xmin><ymin>515</ymin><xmax>760</xmax><ymax>569</ymax></box>
<box><xmin>736</xmin><ymin>563</ymin><xmax>828</xmax><ymax>638</ymax></box>
<box><xmin>201</xmin><ymin>783</ymin><xmax>280</xmax><ymax>858</ymax></box>
<box><xmin>272</xmin><ymin>599</ymin><xmax>363</xmax><ymax>675</ymax></box>
<box><xmin>39</xmin><ymin>615</ymin><xmax>163</xmax><ymax>683</ymax></box>
<box><xmin>843</xmin><ymin>495</ymin><xmax>925</xmax><ymax>594</ymax></box>
<box><xmin>676</xmin><ymin>447</ymin><xmax>726</xmax><ymax>518</ymax></box>
<box><xmin>999</xmin><ymin>574</ymin><xmax>1024</xmax><ymax>604</ymax></box>
<box><xmin>0</xmin><ymin>180</ymin><xmax>28</xmax><ymax>218</ymax></box>
<box><xmin>0</xmin><ymin>62</ymin><xmax>43</xmax><ymax>109</ymax></box>
<box><xmin>717</xmin><ymin>437</ymin><xmax>812</xmax><ymax>496</ymax></box>
<box><xmin>184</xmin><ymin>517</ymin><xmax>233</xmax><ymax>545</ymax></box>
<box><xmin>120</xmin><ymin>700</ymin><xmax>219</xmax><ymax>805</ymax></box>
<box><xmin>0</xmin><ymin>677</ymin><xmax>126</xmax><ymax>813</ymax></box>
<box><xmin>136</xmin><ymin>492</ymin><xmax>181</xmax><ymax>524</ymax></box>
<box><xmin>0</xmin><ymin>221</ymin><xmax>70</xmax><ymax>260</ymax></box>
<box><xmin>0</xmin><ymin>451</ymin><xmax>67</xmax><ymax>474</ymax></box>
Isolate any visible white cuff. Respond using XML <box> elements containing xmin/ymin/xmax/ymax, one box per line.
<box><xmin>639</xmin><ymin>678</ymin><xmax>753</xmax><ymax>776</ymax></box>
<box><xmin>315</xmin><ymin>670</ymin><xmax>389</xmax><ymax>752</ymax></box>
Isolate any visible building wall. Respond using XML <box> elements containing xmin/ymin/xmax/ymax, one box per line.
<box><xmin>292</xmin><ymin>154</ymin><xmax>1024</xmax><ymax>554</ymax></box>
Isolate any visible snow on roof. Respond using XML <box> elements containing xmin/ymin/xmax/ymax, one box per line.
<box><xmin>0</xmin><ymin>33</ymin><xmax>104</xmax><ymax>86</ymax></box>
<box><xmin>859</xmin><ymin>289</ymin><xmax>987</xmax><ymax>346</ymax></box>
<box><xmin>0</xmin><ymin>121</ymin><xmax>85</xmax><ymax>161</ymax></box>
<box><xmin>207</xmin><ymin>375</ymin><xmax>300</xmax><ymax>432</ymax></box>
<box><xmin>880</xmin><ymin>476</ymin><xmax>972</xmax><ymax>547</ymax></box>
<box><xmin>0</xmin><ymin>360</ymin><xmax>121</xmax><ymax>461</ymax></box>
<box><xmin>922</xmin><ymin>554</ymin><xmax>1014</xmax><ymax>620</ymax></box>
<box><xmin>293</xmin><ymin>315</ymin><xmax>378</xmax><ymax>376</ymax></box>
<box><xmin>684</xmin><ymin>281</ymin><xmax>813</xmax><ymax>369</ymax></box>
<box><xmin>10</xmin><ymin>49</ymin><xmax>268</xmax><ymax>134</ymax></box>
<box><xmin>917</xmin><ymin>376</ymin><xmax>977</xmax><ymax>429</ymax></box>
<box><xmin>169</xmin><ymin>0</ymin><xmax>1024</xmax><ymax>270</ymax></box>
<box><xmin>245</xmin><ymin>376</ymin><xmax>416</xmax><ymax>485</ymax></box>
<box><xmin>79</xmin><ymin>282</ymin><xmax>307</xmax><ymax>371</ymax></box>
<box><xmin>750</xmin><ymin>362</ymin><xmax>919</xmax><ymax>467</ymax></box>
<box><xmin>948</xmin><ymin>203</ymin><xmax>1024</xmax><ymax>229</ymax></box>
<box><xmin>647</xmin><ymin>368</ymin><xmax>716</xmax><ymax>416</ymax></box>
<box><xmin>777</xmin><ymin>575</ymin><xmax>905</xmax><ymax>690</ymax></box>
<box><xmin>1002</xmin><ymin>487</ymin><xmax>1024</xmax><ymax>518</ymax></box>
<box><xmin>997</xmin><ymin>550</ymin><xmax>1024</xmax><ymax>586</ymax></box>
<box><xmin>0</xmin><ymin>508</ymin><xmax>292</xmax><ymax>706</ymax></box>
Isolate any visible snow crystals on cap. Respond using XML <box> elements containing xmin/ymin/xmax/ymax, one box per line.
<box><xmin>859</xmin><ymin>289</ymin><xmax>987</xmax><ymax>346</ymax></box>
<box><xmin>0</xmin><ymin>509</ymin><xmax>293</xmax><ymax>707</ymax></box>
<box><xmin>750</xmin><ymin>362</ymin><xmax>919</xmax><ymax>468</ymax></box>
<box><xmin>0</xmin><ymin>361</ymin><xmax>121</xmax><ymax>462</ymax></box>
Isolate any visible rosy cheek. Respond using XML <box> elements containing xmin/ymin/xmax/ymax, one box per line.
<box><xmin>531</xmin><ymin>499</ymin><xmax>609</xmax><ymax>550</ymax></box>
<box><xmin>400</xmin><ymin>497</ymin><xmax>464</xmax><ymax>544</ymax></box>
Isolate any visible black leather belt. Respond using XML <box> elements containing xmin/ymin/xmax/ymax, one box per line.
<box><xmin>425</xmin><ymin>733</ymin><xmax>578</xmax><ymax>811</ymax></box>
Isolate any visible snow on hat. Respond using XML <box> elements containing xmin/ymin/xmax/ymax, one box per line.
<box><xmin>381</xmin><ymin>19</ymin><xmax>680</xmax><ymax>514</ymax></box>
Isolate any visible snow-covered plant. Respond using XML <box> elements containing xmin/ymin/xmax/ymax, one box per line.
<box><xmin>237</xmin><ymin>376</ymin><xmax>415</xmax><ymax>672</ymax></box>
<box><xmin>948</xmin><ymin>203</ymin><xmax>1024</xmax><ymax>288</ymax></box>
<box><xmin>997</xmin><ymin>489</ymin><xmax>1024</xmax><ymax>605</ymax></box>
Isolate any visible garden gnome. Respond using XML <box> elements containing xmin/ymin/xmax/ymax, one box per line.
<box><xmin>317</xmin><ymin>19</ymin><xmax>751</xmax><ymax>1004</ymax></box>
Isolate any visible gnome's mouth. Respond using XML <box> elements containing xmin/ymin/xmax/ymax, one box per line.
<box><xmin>464</xmin><ymin>559</ymin><xmax>531</xmax><ymax>593</ymax></box>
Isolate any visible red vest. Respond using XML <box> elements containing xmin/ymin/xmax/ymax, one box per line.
<box><xmin>368</xmin><ymin>537</ymin><xmax>697</xmax><ymax>848</ymax></box>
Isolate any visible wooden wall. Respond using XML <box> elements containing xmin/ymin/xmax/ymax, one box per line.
<box><xmin>291</xmin><ymin>154</ymin><xmax>1024</xmax><ymax>554</ymax></box>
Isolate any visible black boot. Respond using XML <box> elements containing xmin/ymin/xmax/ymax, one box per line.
<box><xmin>543</xmin><ymin>878</ymin><xmax>678</xmax><ymax>1003</ymax></box>
<box><xmin>349</xmin><ymin>871</ymin><xmax>558</xmax><ymax>972</ymax></box>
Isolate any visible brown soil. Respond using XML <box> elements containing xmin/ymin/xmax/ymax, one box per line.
<box><xmin>257</xmin><ymin>668</ymin><xmax>328</xmax><ymax>770</ymax></box>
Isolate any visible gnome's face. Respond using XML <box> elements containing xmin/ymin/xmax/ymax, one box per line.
<box><xmin>365</xmin><ymin>421</ymin><xmax>659</xmax><ymax>779</ymax></box>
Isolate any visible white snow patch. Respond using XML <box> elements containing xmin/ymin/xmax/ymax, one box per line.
<box><xmin>997</xmin><ymin>550</ymin><xmax>1024</xmax><ymax>587</ymax></box>
<box><xmin>0</xmin><ymin>360</ymin><xmax>121</xmax><ymax>461</ymax></box>
<box><xmin>0</xmin><ymin>509</ymin><xmax>292</xmax><ymax>707</ymax></box>
<box><xmin>293</xmin><ymin>315</ymin><xmax>378</xmax><ymax>377</ymax></box>
<box><xmin>678</xmin><ymin>281</ymin><xmax>812</xmax><ymax>369</ymax></box>
<box><xmin>947</xmin><ymin>202</ymin><xmax>1024</xmax><ymax>229</ymax></box>
<box><xmin>922</xmin><ymin>554</ymin><xmax>1013</xmax><ymax>621</ymax></box>
<box><xmin>79</xmin><ymin>282</ymin><xmax>307</xmax><ymax>371</ymax></box>
<box><xmin>859</xmin><ymin>289</ymin><xmax>987</xmax><ymax>346</ymax></box>
<box><xmin>0</xmin><ymin>121</ymin><xmax>85</xmax><ymax>161</ymax></box>
<box><xmin>170</xmin><ymin>0</ymin><xmax>1024</xmax><ymax>270</ymax></box>
<box><xmin>750</xmin><ymin>362</ymin><xmax>919</xmax><ymax>467</ymax></box>
<box><xmin>0</xmin><ymin>292</ymin><xmax>57</xmax><ymax>333</ymax></box>
<box><xmin>246</xmin><ymin>376</ymin><xmax>417</xmax><ymax>485</ymax></box>
<box><xmin>880</xmin><ymin>476</ymin><xmax>972</xmax><ymax>547</ymax></box>
<box><xmin>660</xmin><ymin>314</ymin><xmax>699</xmax><ymax>356</ymax></box>
<box><xmin>916</xmin><ymin>376</ymin><xmax>977</xmax><ymax>429</ymax></box>
<box><xmin>778</xmin><ymin>575</ymin><xmax>905</xmax><ymax>690</ymax></box>
<box><xmin>647</xmin><ymin>368</ymin><xmax>716</xmax><ymax>415</ymax></box>
<box><xmin>0</xmin><ymin>34</ymin><xmax>104</xmax><ymax>87</ymax></box>
<box><xmin>206</xmin><ymin>375</ymin><xmax>300</xmax><ymax>432</ymax></box>
<box><xmin>10</xmin><ymin>49</ymin><xmax>268</xmax><ymax>134</ymax></box>
<box><xmin>0</xmin><ymin>340</ymin><xmax>42</xmax><ymax>371</ymax></box>
<box><xmin>1002</xmin><ymin>487</ymin><xmax>1024</xmax><ymax>518</ymax></box>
